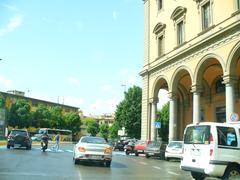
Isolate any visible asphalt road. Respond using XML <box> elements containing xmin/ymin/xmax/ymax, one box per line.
<box><xmin>0</xmin><ymin>143</ymin><xmax>218</xmax><ymax>180</ymax></box>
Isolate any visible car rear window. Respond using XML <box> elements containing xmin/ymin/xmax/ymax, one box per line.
<box><xmin>81</xmin><ymin>137</ymin><xmax>107</xmax><ymax>144</ymax></box>
<box><xmin>168</xmin><ymin>141</ymin><xmax>183</xmax><ymax>148</ymax></box>
<box><xmin>184</xmin><ymin>125</ymin><xmax>210</xmax><ymax>144</ymax></box>
<box><xmin>11</xmin><ymin>130</ymin><xmax>27</xmax><ymax>136</ymax></box>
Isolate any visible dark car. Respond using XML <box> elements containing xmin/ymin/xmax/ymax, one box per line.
<box><xmin>113</xmin><ymin>140</ymin><xmax>125</xmax><ymax>151</ymax></box>
<box><xmin>7</xmin><ymin>129</ymin><xmax>32</xmax><ymax>150</ymax></box>
<box><xmin>145</xmin><ymin>141</ymin><xmax>167</xmax><ymax>159</ymax></box>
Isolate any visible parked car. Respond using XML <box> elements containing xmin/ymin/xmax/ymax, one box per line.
<box><xmin>165</xmin><ymin>141</ymin><xmax>183</xmax><ymax>161</ymax></box>
<box><xmin>31</xmin><ymin>133</ymin><xmax>42</xmax><ymax>141</ymax></box>
<box><xmin>134</xmin><ymin>140</ymin><xmax>150</xmax><ymax>156</ymax></box>
<box><xmin>7</xmin><ymin>129</ymin><xmax>32</xmax><ymax>150</ymax></box>
<box><xmin>73</xmin><ymin>136</ymin><xmax>112</xmax><ymax>167</ymax></box>
<box><xmin>145</xmin><ymin>141</ymin><xmax>167</xmax><ymax>159</ymax></box>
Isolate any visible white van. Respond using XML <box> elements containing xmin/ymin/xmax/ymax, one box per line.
<box><xmin>180</xmin><ymin>122</ymin><xmax>240</xmax><ymax>180</ymax></box>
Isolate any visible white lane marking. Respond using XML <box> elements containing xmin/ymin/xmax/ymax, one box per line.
<box><xmin>139</xmin><ymin>162</ymin><xmax>147</xmax><ymax>165</ymax></box>
<box><xmin>167</xmin><ymin>171</ymin><xmax>179</xmax><ymax>176</ymax></box>
<box><xmin>153</xmin><ymin>166</ymin><xmax>162</xmax><ymax>170</ymax></box>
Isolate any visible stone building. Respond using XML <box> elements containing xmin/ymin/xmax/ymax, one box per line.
<box><xmin>140</xmin><ymin>0</ymin><xmax>240</xmax><ymax>141</ymax></box>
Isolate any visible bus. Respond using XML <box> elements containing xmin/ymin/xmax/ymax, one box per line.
<box><xmin>38</xmin><ymin>128</ymin><xmax>72</xmax><ymax>142</ymax></box>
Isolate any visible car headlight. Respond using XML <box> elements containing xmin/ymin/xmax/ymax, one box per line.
<box><xmin>104</xmin><ymin>147</ymin><xmax>112</xmax><ymax>154</ymax></box>
<box><xmin>78</xmin><ymin>147</ymin><xmax>86</xmax><ymax>152</ymax></box>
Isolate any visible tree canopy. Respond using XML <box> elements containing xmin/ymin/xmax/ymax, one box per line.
<box><xmin>114</xmin><ymin>86</ymin><xmax>142</xmax><ymax>139</ymax></box>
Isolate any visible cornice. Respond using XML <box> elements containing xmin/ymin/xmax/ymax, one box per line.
<box><xmin>147</xmin><ymin>21</ymin><xmax>240</xmax><ymax>79</ymax></box>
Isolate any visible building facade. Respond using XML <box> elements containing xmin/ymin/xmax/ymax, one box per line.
<box><xmin>140</xmin><ymin>0</ymin><xmax>240</xmax><ymax>141</ymax></box>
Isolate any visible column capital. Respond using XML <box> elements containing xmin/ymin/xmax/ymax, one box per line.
<box><xmin>149</xmin><ymin>97</ymin><xmax>159</xmax><ymax>104</ymax></box>
<box><xmin>222</xmin><ymin>75</ymin><xmax>237</xmax><ymax>85</ymax></box>
<box><xmin>168</xmin><ymin>92</ymin><xmax>178</xmax><ymax>100</ymax></box>
<box><xmin>191</xmin><ymin>84</ymin><xmax>203</xmax><ymax>93</ymax></box>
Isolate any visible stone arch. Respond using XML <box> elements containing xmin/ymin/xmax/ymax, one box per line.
<box><xmin>194</xmin><ymin>53</ymin><xmax>225</xmax><ymax>85</ymax></box>
<box><xmin>153</xmin><ymin>22</ymin><xmax>166</xmax><ymax>35</ymax></box>
<box><xmin>226</xmin><ymin>40</ymin><xmax>240</xmax><ymax>76</ymax></box>
<box><xmin>152</xmin><ymin>75</ymin><xmax>169</xmax><ymax>98</ymax></box>
<box><xmin>170</xmin><ymin>65</ymin><xmax>193</xmax><ymax>93</ymax></box>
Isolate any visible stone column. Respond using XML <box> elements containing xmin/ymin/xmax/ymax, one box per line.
<box><xmin>223</xmin><ymin>75</ymin><xmax>237</xmax><ymax>122</ymax></box>
<box><xmin>191</xmin><ymin>85</ymin><xmax>202</xmax><ymax>124</ymax></box>
<box><xmin>149</xmin><ymin>97</ymin><xmax>158</xmax><ymax>141</ymax></box>
<box><xmin>168</xmin><ymin>92</ymin><xmax>177</xmax><ymax>142</ymax></box>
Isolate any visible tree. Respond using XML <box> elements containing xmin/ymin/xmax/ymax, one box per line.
<box><xmin>114</xmin><ymin>86</ymin><xmax>142</xmax><ymax>139</ymax></box>
<box><xmin>32</xmin><ymin>104</ymin><xmax>51</xmax><ymax>128</ymax></box>
<box><xmin>86</xmin><ymin>119</ymin><xmax>99</xmax><ymax>136</ymax></box>
<box><xmin>99</xmin><ymin>123</ymin><xmax>109</xmax><ymax>139</ymax></box>
<box><xmin>50</xmin><ymin>106</ymin><xmax>64</xmax><ymax>129</ymax></box>
<box><xmin>8</xmin><ymin>99</ymin><xmax>31</xmax><ymax>128</ymax></box>
<box><xmin>156</xmin><ymin>102</ymin><xmax>169</xmax><ymax>142</ymax></box>
<box><xmin>64</xmin><ymin>112</ymin><xmax>81</xmax><ymax>140</ymax></box>
<box><xmin>109</xmin><ymin>121</ymin><xmax>120</xmax><ymax>138</ymax></box>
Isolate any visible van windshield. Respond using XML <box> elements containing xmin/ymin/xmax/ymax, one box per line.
<box><xmin>184</xmin><ymin>125</ymin><xmax>210</xmax><ymax>144</ymax></box>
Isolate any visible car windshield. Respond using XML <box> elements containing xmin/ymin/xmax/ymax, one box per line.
<box><xmin>147</xmin><ymin>141</ymin><xmax>160</xmax><ymax>148</ymax></box>
<box><xmin>168</xmin><ymin>141</ymin><xmax>183</xmax><ymax>148</ymax></box>
<box><xmin>11</xmin><ymin>130</ymin><xmax>27</xmax><ymax>136</ymax></box>
<box><xmin>80</xmin><ymin>137</ymin><xmax>107</xmax><ymax>144</ymax></box>
<box><xmin>184</xmin><ymin>125</ymin><xmax>210</xmax><ymax>144</ymax></box>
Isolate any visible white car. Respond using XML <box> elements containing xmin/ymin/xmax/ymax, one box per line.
<box><xmin>165</xmin><ymin>141</ymin><xmax>183</xmax><ymax>161</ymax></box>
<box><xmin>73</xmin><ymin>136</ymin><xmax>112</xmax><ymax>167</ymax></box>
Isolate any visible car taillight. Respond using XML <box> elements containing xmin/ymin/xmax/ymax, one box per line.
<box><xmin>210</xmin><ymin>149</ymin><xmax>213</xmax><ymax>156</ymax></box>
<box><xmin>78</xmin><ymin>147</ymin><xmax>85</xmax><ymax>152</ymax></box>
<box><xmin>104</xmin><ymin>147</ymin><xmax>112</xmax><ymax>154</ymax></box>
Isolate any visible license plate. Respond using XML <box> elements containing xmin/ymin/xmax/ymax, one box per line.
<box><xmin>90</xmin><ymin>155</ymin><xmax>101</xmax><ymax>159</ymax></box>
<box><xmin>14</xmin><ymin>144</ymin><xmax>21</xmax><ymax>147</ymax></box>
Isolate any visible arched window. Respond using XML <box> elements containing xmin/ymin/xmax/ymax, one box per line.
<box><xmin>153</xmin><ymin>23</ymin><xmax>166</xmax><ymax>58</ymax></box>
<box><xmin>171</xmin><ymin>6</ymin><xmax>187</xmax><ymax>46</ymax></box>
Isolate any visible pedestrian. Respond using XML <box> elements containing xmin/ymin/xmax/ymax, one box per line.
<box><xmin>55</xmin><ymin>133</ymin><xmax>60</xmax><ymax>151</ymax></box>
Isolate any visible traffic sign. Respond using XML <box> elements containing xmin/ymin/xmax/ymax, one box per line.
<box><xmin>155</xmin><ymin>121</ymin><xmax>161</xmax><ymax>129</ymax></box>
<box><xmin>230</xmin><ymin>113</ymin><xmax>239</xmax><ymax>122</ymax></box>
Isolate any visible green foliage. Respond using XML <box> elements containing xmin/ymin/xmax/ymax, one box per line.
<box><xmin>32</xmin><ymin>104</ymin><xmax>51</xmax><ymax>128</ymax></box>
<box><xmin>64</xmin><ymin>112</ymin><xmax>81</xmax><ymax>140</ymax></box>
<box><xmin>8</xmin><ymin>99</ymin><xmax>31</xmax><ymax>128</ymax></box>
<box><xmin>99</xmin><ymin>123</ymin><xmax>109</xmax><ymax>139</ymax></box>
<box><xmin>109</xmin><ymin>122</ymin><xmax>120</xmax><ymax>138</ymax></box>
<box><xmin>50</xmin><ymin>106</ymin><xmax>64</xmax><ymax>128</ymax></box>
<box><xmin>114</xmin><ymin>86</ymin><xmax>142</xmax><ymax>139</ymax></box>
<box><xmin>86</xmin><ymin>119</ymin><xmax>99</xmax><ymax>136</ymax></box>
<box><xmin>0</xmin><ymin>94</ymin><xmax>6</xmax><ymax>108</ymax></box>
<box><xmin>157</xmin><ymin>102</ymin><xmax>169</xmax><ymax>142</ymax></box>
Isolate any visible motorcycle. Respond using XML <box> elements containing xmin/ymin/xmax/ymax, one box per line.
<box><xmin>41</xmin><ymin>140</ymin><xmax>48</xmax><ymax>152</ymax></box>
<box><xmin>124</xmin><ymin>141</ymin><xmax>135</xmax><ymax>155</ymax></box>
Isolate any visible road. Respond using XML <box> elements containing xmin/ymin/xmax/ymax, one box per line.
<box><xmin>0</xmin><ymin>143</ymin><xmax>218</xmax><ymax>180</ymax></box>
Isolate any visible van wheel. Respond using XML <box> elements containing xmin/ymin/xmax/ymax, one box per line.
<box><xmin>191</xmin><ymin>172</ymin><xmax>205</xmax><ymax>180</ymax></box>
<box><xmin>135</xmin><ymin>152</ymin><xmax>139</xmax><ymax>156</ymax></box>
<box><xmin>222</xmin><ymin>165</ymin><xmax>240</xmax><ymax>179</ymax></box>
<box><xmin>145</xmin><ymin>154</ymin><xmax>150</xmax><ymax>158</ymax></box>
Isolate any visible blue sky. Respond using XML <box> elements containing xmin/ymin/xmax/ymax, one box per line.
<box><xmin>0</xmin><ymin>0</ymin><xmax>145</xmax><ymax>115</ymax></box>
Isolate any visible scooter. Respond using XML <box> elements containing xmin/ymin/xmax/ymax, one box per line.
<box><xmin>41</xmin><ymin>140</ymin><xmax>48</xmax><ymax>152</ymax></box>
<box><xmin>124</xmin><ymin>142</ymin><xmax>135</xmax><ymax>155</ymax></box>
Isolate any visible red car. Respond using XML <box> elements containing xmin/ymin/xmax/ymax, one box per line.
<box><xmin>134</xmin><ymin>140</ymin><xmax>151</xmax><ymax>156</ymax></box>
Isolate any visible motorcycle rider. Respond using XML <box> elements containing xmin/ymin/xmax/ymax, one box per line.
<box><xmin>41</xmin><ymin>132</ymin><xmax>49</xmax><ymax>151</ymax></box>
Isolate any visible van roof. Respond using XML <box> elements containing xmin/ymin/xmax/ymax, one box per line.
<box><xmin>186</xmin><ymin>122</ymin><xmax>240</xmax><ymax>128</ymax></box>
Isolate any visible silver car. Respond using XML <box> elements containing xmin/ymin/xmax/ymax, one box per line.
<box><xmin>73</xmin><ymin>136</ymin><xmax>112</xmax><ymax>167</ymax></box>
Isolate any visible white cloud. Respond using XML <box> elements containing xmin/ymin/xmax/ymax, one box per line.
<box><xmin>62</xmin><ymin>96</ymin><xmax>84</xmax><ymax>108</ymax></box>
<box><xmin>100</xmin><ymin>84</ymin><xmax>112</xmax><ymax>92</ymax></box>
<box><xmin>68</xmin><ymin>77</ymin><xmax>80</xmax><ymax>86</ymax></box>
<box><xmin>3</xmin><ymin>4</ymin><xmax>19</xmax><ymax>12</ymax></box>
<box><xmin>112</xmin><ymin>11</ymin><xmax>117</xmax><ymax>20</ymax></box>
<box><xmin>0</xmin><ymin>76</ymin><xmax>13</xmax><ymax>90</ymax></box>
<box><xmin>88</xmin><ymin>98</ymin><xmax>119</xmax><ymax>115</ymax></box>
<box><xmin>0</xmin><ymin>15</ymin><xmax>23</xmax><ymax>37</ymax></box>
